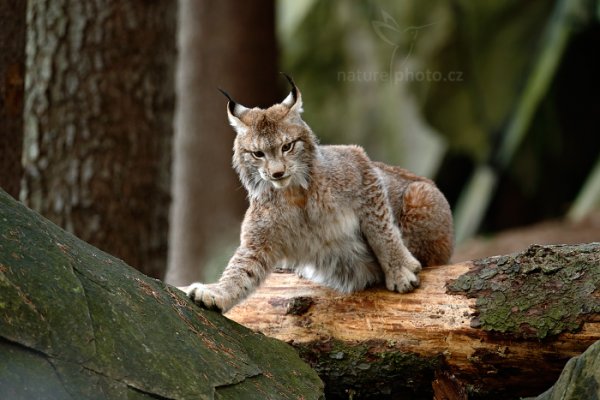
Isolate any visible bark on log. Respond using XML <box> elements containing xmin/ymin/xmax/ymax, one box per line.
<box><xmin>226</xmin><ymin>244</ymin><xmax>600</xmax><ymax>399</ymax></box>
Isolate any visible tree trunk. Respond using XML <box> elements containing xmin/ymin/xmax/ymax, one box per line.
<box><xmin>227</xmin><ymin>243</ymin><xmax>600</xmax><ymax>399</ymax></box>
<box><xmin>166</xmin><ymin>0</ymin><xmax>279</xmax><ymax>286</ymax></box>
<box><xmin>0</xmin><ymin>188</ymin><xmax>323</xmax><ymax>399</ymax></box>
<box><xmin>22</xmin><ymin>0</ymin><xmax>176</xmax><ymax>279</ymax></box>
<box><xmin>0</xmin><ymin>0</ymin><xmax>26</xmax><ymax>199</ymax></box>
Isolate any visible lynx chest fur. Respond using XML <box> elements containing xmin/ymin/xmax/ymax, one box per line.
<box><xmin>181</xmin><ymin>75</ymin><xmax>454</xmax><ymax>313</ymax></box>
<box><xmin>261</xmin><ymin>146</ymin><xmax>384</xmax><ymax>292</ymax></box>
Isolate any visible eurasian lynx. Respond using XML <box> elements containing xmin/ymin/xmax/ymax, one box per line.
<box><xmin>180</xmin><ymin>75</ymin><xmax>453</xmax><ymax>313</ymax></box>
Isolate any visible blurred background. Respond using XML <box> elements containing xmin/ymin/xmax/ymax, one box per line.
<box><xmin>1</xmin><ymin>0</ymin><xmax>599</xmax><ymax>284</ymax></box>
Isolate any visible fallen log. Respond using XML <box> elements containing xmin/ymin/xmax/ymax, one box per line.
<box><xmin>226</xmin><ymin>243</ymin><xmax>600</xmax><ymax>399</ymax></box>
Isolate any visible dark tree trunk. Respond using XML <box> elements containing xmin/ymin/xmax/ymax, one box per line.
<box><xmin>166</xmin><ymin>0</ymin><xmax>280</xmax><ymax>286</ymax></box>
<box><xmin>0</xmin><ymin>0</ymin><xmax>26</xmax><ymax>199</ymax></box>
<box><xmin>227</xmin><ymin>243</ymin><xmax>600</xmax><ymax>399</ymax></box>
<box><xmin>22</xmin><ymin>0</ymin><xmax>176</xmax><ymax>279</ymax></box>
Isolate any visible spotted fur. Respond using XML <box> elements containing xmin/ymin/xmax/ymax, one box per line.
<box><xmin>180</xmin><ymin>78</ymin><xmax>454</xmax><ymax>312</ymax></box>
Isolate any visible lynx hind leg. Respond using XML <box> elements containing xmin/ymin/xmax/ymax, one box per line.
<box><xmin>399</xmin><ymin>181</ymin><xmax>454</xmax><ymax>267</ymax></box>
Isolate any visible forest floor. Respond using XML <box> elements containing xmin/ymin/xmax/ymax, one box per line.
<box><xmin>453</xmin><ymin>210</ymin><xmax>600</xmax><ymax>262</ymax></box>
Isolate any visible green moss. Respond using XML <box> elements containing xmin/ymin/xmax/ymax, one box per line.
<box><xmin>0</xmin><ymin>189</ymin><xmax>323</xmax><ymax>399</ymax></box>
<box><xmin>295</xmin><ymin>339</ymin><xmax>441</xmax><ymax>399</ymax></box>
<box><xmin>448</xmin><ymin>244</ymin><xmax>600</xmax><ymax>339</ymax></box>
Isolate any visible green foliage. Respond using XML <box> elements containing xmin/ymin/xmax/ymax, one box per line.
<box><xmin>278</xmin><ymin>0</ymin><xmax>558</xmax><ymax>166</ymax></box>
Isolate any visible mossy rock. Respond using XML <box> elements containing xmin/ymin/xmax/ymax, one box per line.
<box><xmin>0</xmin><ymin>189</ymin><xmax>323</xmax><ymax>400</ymax></box>
<box><xmin>528</xmin><ymin>339</ymin><xmax>600</xmax><ymax>400</ymax></box>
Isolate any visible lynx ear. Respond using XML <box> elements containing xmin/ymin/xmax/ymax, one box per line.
<box><xmin>219</xmin><ymin>88</ymin><xmax>249</xmax><ymax>133</ymax></box>
<box><xmin>280</xmin><ymin>73</ymin><xmax>303</xmax><ymax>115</ymax></box>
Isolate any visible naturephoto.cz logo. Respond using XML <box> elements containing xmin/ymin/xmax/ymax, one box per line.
<box><xmin>337</xmin><ymin>9</ymin><xmax>463</xmax><ymax>84</ymax></box>
<box><xmin>337</xmin><ymin>69</ymin><xmax>463</xmax><ymax>83</ymax></box>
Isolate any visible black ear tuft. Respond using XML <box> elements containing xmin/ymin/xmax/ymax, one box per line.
<box><xmin>280</xmin><ymin>72</ymin><xmax>298</xmax><ymax>101</ymax></box>
<box><xmin>218</xmin><ymin>88</ymin><xmax>237</xmax><ymax>114</ymax></box>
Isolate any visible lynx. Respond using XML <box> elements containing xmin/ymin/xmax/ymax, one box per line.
<box><xmin>180</xmin><ymin>75</ymin><xmax>453</xmax><ymax>313</ymax></box>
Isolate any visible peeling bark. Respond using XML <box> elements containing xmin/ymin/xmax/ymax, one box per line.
<box><xmin>226</xmin><ymin>244</ymin><xmax>600</xmax><ymax>399</ymax></box>
<box><xmin>447</xmin><ymin>243</ymin><xmax>600</xmax><ymax>339</ymax></box>
<box><xmin>22</xmin><ymin>0</ymin><xmax>175</xmax><ymax>278</ymax></box>
<box><xmin>0</xmin><ymin>188</ymin><xmax>323</xmax><ymax>399</ymax></box>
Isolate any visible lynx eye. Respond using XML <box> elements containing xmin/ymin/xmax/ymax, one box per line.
<box><xmin>281</xmin><ymin>141</ymin><xmax>295</xmax><ymax>153</ymax></box>
<box><xmin>251</xmin><ymin>150</ymin><xmax>265</xmax><ymax>159</ymax></box>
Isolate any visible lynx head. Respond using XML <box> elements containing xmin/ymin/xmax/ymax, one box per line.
<box><xmin>222</xmin><ymin>75</ymin><xmax>318</xmax><ymax>199</ymax></box>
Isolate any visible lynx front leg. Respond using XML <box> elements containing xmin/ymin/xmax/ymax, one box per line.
<box><xmin>359</xmin><ymin>172</ymin><xmax>421</xmax><ymax>293</ymax></box>
<box><xmin>179</xmin><ymin>282</ymin><xmax>231</xmax><ymax>312</ymax></box>
<box><xmin>179</xmin><ymin>247</ymin><xmax>272</xmax><ymax>313</ymax></box>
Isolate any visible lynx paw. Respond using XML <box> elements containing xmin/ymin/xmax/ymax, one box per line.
<box><xmin>384</xmin><ymin>267</ymin><xmax>420</xmax><ymax>293</ymax></box>
<box><xmin>404</xmin><ymin>254</ymin><xmax>422</xmax><ymax>274</ymax></box>
<box><xmin>178</xmin><ymin>283</ymin><xmax>230</xmax><ymax>313</ymax></box>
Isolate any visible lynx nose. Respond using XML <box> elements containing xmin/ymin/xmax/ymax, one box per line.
<box><xmin>271</xmin><ymin>170</ymin><xmax>285</xmax><ymax>180</ymax></box>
